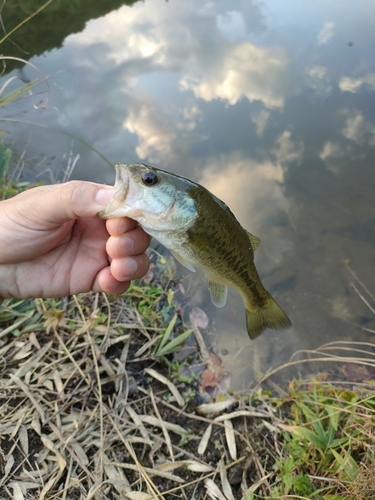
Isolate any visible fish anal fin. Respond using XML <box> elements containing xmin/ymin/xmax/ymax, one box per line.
<box><xmin>208</xmin><ymin>280</ymin><xmax>228</xmax><ymax>308</ymax></box>
<box><xmin>246</xmin><ymin>231</ymin><xmax>260</xmax><ymax>251</ymax></box>
<box><xmin>245</xmin><ymin>294</ymin><xmax>291</xmax><ymax>340</ymax></box>
<box><xmin>170</xmin><ymin>249</ymin><xmax>196</xmax><ymax>272</ymax></box>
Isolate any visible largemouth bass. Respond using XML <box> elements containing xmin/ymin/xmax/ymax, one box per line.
<box><xmin>99</xmin><ymin>163</ymin><xmax>291</xmax><ymax>339</ymax></box>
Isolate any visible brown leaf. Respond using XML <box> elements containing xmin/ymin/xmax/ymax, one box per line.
<box><xmin>209</xmin><ymin>351</ymin><xmax>224</xmax><ymax>375</ymax></box>
<box><xmin>190</xmin><ymin>306</ymin><xmax>209</xmax><ymax>329</ymax></box>
<box><xmin>200</xmin><ymin>351</ymin><xmax>227</xmax><ymax>393</ymax></box>
<box><xmin>201</xmin><ymin>369</ymin><xmax>221</xmax><ymax>391</ymax></box>
<box><xmin>340</xmin><ymin>363</ymin><xmax>370</xmax><ymax>382</ymax></box>
<box><xmin>307</xmin><ymin>372</ymin><xmax>329</xmax><ymax>390</ymax></box>
<box><xmin>143</xmin><ymin>268</ymin><xmax>154</xmax><ymax>285</ymax></box>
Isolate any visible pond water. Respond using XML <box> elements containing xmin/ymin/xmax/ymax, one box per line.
<box><xmin>1</xmin><ymin>0</ymin><xmax>375</xmax><ymax>389</ymax></box>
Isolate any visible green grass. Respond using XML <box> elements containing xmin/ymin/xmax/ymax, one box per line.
<box><xmin>264</xmin><ymin>377</ymin><xmax>375</xmax><ymax>499</ymax></box>
<box><xmin>1</xmin><ymin>163</ymin><xmax>375</xmax><ymax>498</ymax></box>
<box><xmin>0</xmin><ymin>6</ymin><xmax>374</xmax><ymax>489</ymax></box>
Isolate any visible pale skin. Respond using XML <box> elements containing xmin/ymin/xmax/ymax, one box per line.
<box><xmin>0</xmin><ymin>181</ymin><xmax>151</xmax><ymax>302</ymax></box>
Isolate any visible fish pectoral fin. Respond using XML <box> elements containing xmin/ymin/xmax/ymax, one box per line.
<box><xmin>246</xmin><ymin>231</ymin><xmax>260</xmax><ymax>251</ymax></box>
<box><xmin>170</xmin><ymin>249</ymin><xmax>196</xmax><ymax>272</ymax></box>
<box><xmin>208</xmin><ymin>280</ymin><xmax>228</xmax><ymax>308</ymax></box>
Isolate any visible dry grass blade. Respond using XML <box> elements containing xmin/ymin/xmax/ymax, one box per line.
<box><xmin>219</xmin><ymin>458</ymin><xmax>235</xmax><ymax>500</ymax></box>
<box><xmin>198</xmin><ymin>424</ymin><xmax>213</xmax><ymax>455</ymax></box>
<box><xmin>345</xmin><ymin>260</ymin><xmax>375</xmax><ymax>302</ymax></box>
<box><xmin>0</xmin><ymin>455</ymin><xmax>14</xmax><ymax>487</ymax></box>
<box><xmin>2</xmin><ymin>266</ymin><xmax>372</xmax><ymax>499</ymax></box>
<box><xmin>351</xmin><ymin>283</ymin><xmax>375</xmax><ymax>315</ymax></box>
<box><xmin>154</xmin><ymin>460</ymin><xmax>213</xmax><ymax>473</ymax></box>
<box><xmin>150</xmin><ymin>389</ymin><xmax>174</xmax><ymax>461</ymax></box>
<box><xmin>125</xmin><ymin>404</ymin><xmax>153</xmax><ymax>446</ymax></box>
<box><xmin>134</xmin><ymin>335</ymin><xmax>161</xmax><ymax>357</ymax></box>
<box><xmin>215</xmin><ymin>409</ymin><xmax>269</xmax><ymax>421</ymax></box>
<box><xmin>254</xmin><ymin>339</ymin><xmax>375</xmax><ymax>391</ymax></box>
<box><xmin>111</xmin><ymin>462</ymin><xmax>186</xmax><ymax>484</ymax></box>
<box><xmin>145</xmin><ymin>367</ymin><xmax>185</xmax><ymax>406</ymax></box>
<box><xmin>242</xmin><ymin>472</ymin><xmax>272</xmax><ymax>495</ymax></box>
<box><xmin>140</xmin><ymin>415</ymin><xmax>187</xmax><ymax>436</ymax></box>
<box><xmin>106</xmin><ymin>413</ymin><xmax>165</xmax><ymax>499</ymax></box>
<box><xmin>224</xmin><ymin>419</ymin><xmax>237</xmax><ymax>461</ymax></box>
<box><xmin>204</xmin><ymin>478</ymin><xmax>228</xmax><ymax>500</ymax></box>
<box><xmin>0</xmin><ymin>310</ymin><xmax>34</xmax><ymax>339</ymax></box>
<box><xmin>190</xmin><ymin>314</ymin><xmax>211</xmax><ymax>363</ymax></box>
<box><xmin>0</xmin><ymin>0</ymin><xmax>53</xmax><ymax>45</ymax></box>
<box><xmin>9</xmin><ymin>374</ymin><xmax>47</xmax><ymax>424</ymax></box>
<box><xmin>125</xmin><ymin>493</ymin><xmax>154</xmax><ymax>500</ymax></box>
<box><xmin>196</xmin><ymin>399</ymin><xmax>236</xmax><ymax>416</ymax></box>
<box><xmin>9</xmin><ymin>482</ymin><xmax>24</xmax><ymax>500</ymax></box>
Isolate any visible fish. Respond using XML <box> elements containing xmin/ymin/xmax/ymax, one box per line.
<box><xmin>98</xmin><ymin>162</ymin><xmax>291</xmax><ymax>339</ymax></box>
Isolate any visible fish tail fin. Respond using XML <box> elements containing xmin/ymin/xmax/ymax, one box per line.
<box><xmin>245</xmin><ymin>294</ymin><xmax>291</xmax><ymax>340</ymax></box>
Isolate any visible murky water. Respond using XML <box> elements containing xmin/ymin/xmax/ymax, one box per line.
<box><xmin>1</xmin><ymin>0</ymin><xmax>375</xmax><ymax>389</ymax></box>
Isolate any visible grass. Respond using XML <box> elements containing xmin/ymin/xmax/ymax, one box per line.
<box><xmin>0</xmin><ymin>0</ymin><xmax>114</xmax><ymax>171</ymax></box>
<box><xmin>0</xmin><ymin>7</ymin><xmax>374</xmax><ymax>492</ymax></box>
<box><xmin>0</xmin><ymin>219</ymin><xmax>375</xmax><ymax>499</ymax></box>
<box><xmin>1</xmin><ymin>157</ymin><xmax>375</xmax><ymax>499</ymax></box>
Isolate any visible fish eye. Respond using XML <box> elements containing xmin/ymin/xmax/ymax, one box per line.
<box><xmin>141</xmin><ymin>171</ymin><xmax>159</xmax><ymax>186</ymax></box>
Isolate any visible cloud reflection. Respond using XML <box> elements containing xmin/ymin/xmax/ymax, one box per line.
<box><xmin>124</xmin><ymin>101</ymin><xmax>177</xmax><ymax>162</ymax></box>
<box><xmin>5</xmin><ymin>0</ymin><xmax>375</xmax><ymax>385</ymax></box>
<box><xmin>199</xmin><ymin>155</ymin><xmax>288</xmax><ymax>232</ymax></box>
<box><xmin>272</xmin><ymin>131</ymin><xmax>304</xmax><ymax>165</ymax></box>
<box><xmin>339</xmin><ymin>73</ymin><xmax>375</xmax><ymax>93</ymax></box>
<box><xmin>180</xmin><ymin>42</ymin><xmax>290</xmax><ymax>108</ymax></box>
<box><xmin>317</xmin><ymin>22</ymin><xmax>335</xmax><ymax>45</ymax></box>
<box><xmin>341</xmin><ymin>109</ymin><xmax>375</xmax><ymax>146</ymax></box>
<box><xmin>20</xmin><ymin>0</ymin><xmax>375</xmax><ymax>177</ymax></box>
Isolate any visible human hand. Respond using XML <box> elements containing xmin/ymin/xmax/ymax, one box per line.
<box><xmin>0</xmin><ymin>181</ymin><xmax>151</xmax><ymax>301</ymax></box>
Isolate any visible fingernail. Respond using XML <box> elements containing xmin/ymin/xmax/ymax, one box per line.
<box><xmin>122</xmin><ymin>236</ymin><xmax>134</xmax><ymax>254</ymax></box>
<box><xmin>96</xmin><ymin>187</ymin><xmax>116</xmax><ymax>206</ymax></box>
<box><xmin>123</xmin><ymin>258</ymin><xmax>137</xmax><ymax>278</ymax></box>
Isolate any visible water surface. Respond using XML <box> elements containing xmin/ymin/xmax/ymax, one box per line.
<box><xmin>1</xmin><ymin>0</ymin><xmax>375</xmax><ymax>388</ymax></box>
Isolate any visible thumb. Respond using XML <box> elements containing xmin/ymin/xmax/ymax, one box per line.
<box><xmin>26</xmin><ymin>181</ymin><xmax>117</xmax><ymax>226</ymax></box>
<box><xmin>1</xmin><ymin>181</ymin><xmax>116</xmax><ymax>229</ymax></box>
<box><xmin>59</xmin><ymin>181</ymin><xmax>117</xmax><ymax>220</ymax></box>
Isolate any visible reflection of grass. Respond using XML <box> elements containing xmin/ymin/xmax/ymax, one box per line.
<box><xmin>0</xmin><ymin>1</ymin><xmax>53</xmax><ymax>108</ymax></box>
<box><xmin>0</xmin><ymin>70</ymin><xmax>46</xmax><ymax>107</ymax></box>
<box><xmin>0</xmin><ymin>0</ymin><xmax>114</xmax><ymax>170</ymax></box>
<box><xmin>0</xmin><ymin>0</ymin><xmax>54</xmax><ymax>46</ymax></box>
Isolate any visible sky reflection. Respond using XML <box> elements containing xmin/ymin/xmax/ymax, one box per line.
<box><xmin>1</xmin><ymin>0</ymin><xmax>375</xmax><ymax>387</ymax></box>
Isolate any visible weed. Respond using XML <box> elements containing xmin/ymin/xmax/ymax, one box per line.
<box><xmin>154</xmin><ymin>313</ymin><xmax>194</xmax><ymax>358</ymax></box>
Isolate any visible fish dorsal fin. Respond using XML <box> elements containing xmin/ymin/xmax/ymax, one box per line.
<box><xmin>246</xmin><ymin>231</ymin><xmax>260</xmax><ymax>251</ymax></box>
<box><xmin>208</xmin><ymin>280</ymin><xmax>228</xmax><ymax>308</ymax></box>
<box><xmin>170</xmin><ymin>249</ymin><xmax>196</xmax><ymax>272</ymax></box>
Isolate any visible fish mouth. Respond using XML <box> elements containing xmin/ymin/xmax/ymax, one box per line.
<box><xmin>97</xmin><ymin>163</ymin><xmax>130</xmax><ymax>219</ymax></box>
